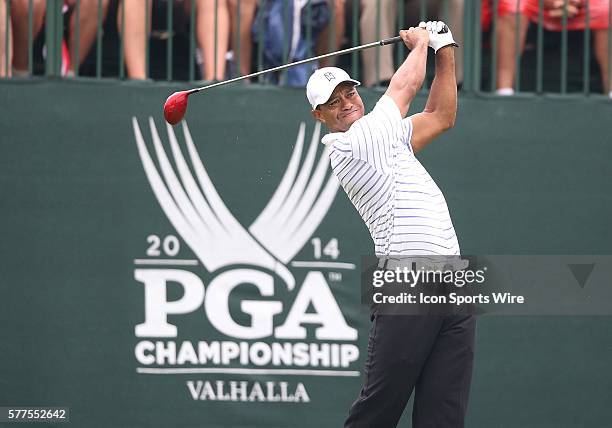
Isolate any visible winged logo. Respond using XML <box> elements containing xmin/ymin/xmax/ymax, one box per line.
<box><xmin>132</xmin><ymin>118</ymin><xmax>339</xmax><ymax>291</ymax></box>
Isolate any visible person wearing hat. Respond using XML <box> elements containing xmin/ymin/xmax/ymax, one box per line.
<box><xmin>306</xmin><ymin>21</ymin><xmax>475</xmax><ymax>427</ymax></box>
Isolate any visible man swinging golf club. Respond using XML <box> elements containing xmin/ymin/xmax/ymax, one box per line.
<box><xmin>306</xmin><ymin>21</ymin><xmax>476</xmax><ymax>427</ymax></box>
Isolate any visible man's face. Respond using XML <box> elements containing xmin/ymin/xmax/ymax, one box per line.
<box><xmin>312</xmin><ymin>82</ymin><xmax>365</xmax><ymax>133</ymax></box>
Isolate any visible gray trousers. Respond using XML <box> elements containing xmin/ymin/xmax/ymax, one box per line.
<box><xmin>344</xmin><ymin>310</ymin><xmax>475</xmax><ymax>427</ymax></box>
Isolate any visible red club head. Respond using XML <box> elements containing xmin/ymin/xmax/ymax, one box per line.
<box><xmin>163</xmin><ymin>90</ymin><xmax>190</xmax><ymax>125</ymax></box>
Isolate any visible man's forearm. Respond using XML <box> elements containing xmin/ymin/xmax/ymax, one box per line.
<box><xmin>424</xmin><ymin>47</ymin><xmax>457</xmax><ymax>127</ymax></box>
<box><xmin>388</xmin><ymin>42</ymin><xmax>428</xmax><ymax>105</ymax></box>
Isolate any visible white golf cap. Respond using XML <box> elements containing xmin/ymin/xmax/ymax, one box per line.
<box><xmin>306</xmin><ymin>67</ymin><xmax>361</xmax><ymax>109</ymax></box>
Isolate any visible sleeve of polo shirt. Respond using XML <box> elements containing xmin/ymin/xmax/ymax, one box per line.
<box><xmin>400</xmin><ymin>116</ymin><xmax>415</xmax><ymax>154</ymax></box>
<box><xmin>342</xmin><ymin>95</ymin><xmax>406</xmax><ymax>171</ymax></box>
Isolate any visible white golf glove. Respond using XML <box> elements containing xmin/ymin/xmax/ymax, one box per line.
<box><xmin>419</xmin><ymin>21</ymin><xmax>459</xmax><ymax>53</ymax></box>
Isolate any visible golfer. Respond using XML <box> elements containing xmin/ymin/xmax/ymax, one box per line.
<box><xmin>306</xmin><ymin>22</ymin><xmax>475</xmax><ymax>427</ymax></box>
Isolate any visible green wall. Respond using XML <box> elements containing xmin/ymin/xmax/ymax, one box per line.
<box><xmin>0</xmin><ymin>81</ymin><xmax>611</xmax><ymax>427</ymax></box>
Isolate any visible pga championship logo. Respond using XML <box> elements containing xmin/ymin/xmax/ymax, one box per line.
<box><xmin>131</xmin><ymin>118</ymin><xmax>360</xmax><ymax>403</ymax></box>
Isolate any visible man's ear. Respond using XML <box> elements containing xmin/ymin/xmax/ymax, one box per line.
<box><xmin>311</xmin><ymin>109</ymin><xmax>325</xmax><ymax>124</ymax></box>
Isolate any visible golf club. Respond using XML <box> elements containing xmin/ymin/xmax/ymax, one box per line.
<box><xmin>163</xmin><ymin>36</ymin><xmax>404</xmax><ymax>125</ymax></box>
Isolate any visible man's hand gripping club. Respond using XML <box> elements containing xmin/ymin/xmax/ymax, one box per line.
<box><xmin>421</xmin><ymin>20</ymin><xmax>459</xmax><ymax>53</ymax></box>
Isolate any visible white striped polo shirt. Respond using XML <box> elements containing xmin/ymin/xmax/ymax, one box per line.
<box><xmin>321</xmin><ymin>95</ymin><xmax>460</xmax><ymax>257</ymax></box>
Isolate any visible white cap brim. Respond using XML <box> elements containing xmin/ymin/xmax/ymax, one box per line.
<box><xmin>306</xmin><ymin>67</ymin><xmax>362</xmax><ymax>109</ymax></box>
<box><xmin>313</xmin><ymin>79</ymin><xmax>361</xmax><ymax>109</ymax></box>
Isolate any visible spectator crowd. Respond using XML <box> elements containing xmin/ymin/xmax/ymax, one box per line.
<box><xmin>0</xmin><ymin>0</ymin><xmax>610</xmax><ymax>96</ymax></box>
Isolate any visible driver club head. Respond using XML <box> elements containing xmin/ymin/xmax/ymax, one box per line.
<box><xmin>163</xmin><ymin>90</ymin><xmax>191</xmax><ymax>125</ymax></box>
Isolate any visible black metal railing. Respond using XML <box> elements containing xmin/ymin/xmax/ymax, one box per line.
<box><xmin>1</xmin><ymin>0</ymin><xmax>610</xmax><ymax>98</ymax></box>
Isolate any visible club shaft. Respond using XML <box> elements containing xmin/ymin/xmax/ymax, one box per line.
<box><xmin>191</xmin><ymin>36</ymin><xmax>402</xmax><ymax>94</ymax></box>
